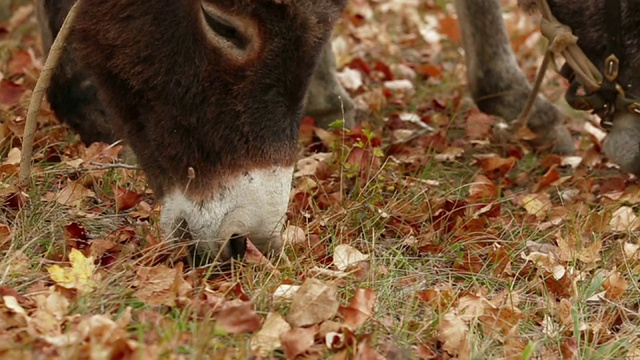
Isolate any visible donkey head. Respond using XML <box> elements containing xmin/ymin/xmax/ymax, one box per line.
<box><xmin>71</xmin><ymin>0</ymin><xmax>347</xmax><ymax>260</ymax></box>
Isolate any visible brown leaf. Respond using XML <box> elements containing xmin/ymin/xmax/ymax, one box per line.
<box><xmin>418</xmin><ymin>63</ymin><xmax>442</xmax><ymax>78</ymax></box>
<box><xmin>438</xmin><ymin>311</ymin><xmax>469</xmax><ymax>357</ymax></box>
<box><xmin>533</xmin><ymin>164</ymin><xmax>561</xmax><ymax>193</ymax></box>
<box><xmin>438</xmin><ymin>15</ymin><xmax>460</xmax><ymax>42</ymax></box>
<box><xmin>0</xmin><ymin>224</ymin><xmax>12</xmax><ymax>250</ymax></box>
<box><xmin>609</xmin><ymin>206</ymin><xmax>640</xmax><ymax>232</ymax></box>
<box><xmin>560</xmin><ymin>337</ymin><xmax>578</xmax><ymax>360</ymax></box>
<box><xmin>50</xmin><ymin>180</ymin><xmax>95</xmax><ymax>207</ymax></box>
<box><xmin>356</xmin><ymin>340</ymin><xmax>386</xmax><ymax>360</ymax></box>
<box><xmin>603</xmin><ymin>270</ymin><xmax>628</xmax><ymax>300</ymax></box>
<box><xmin>287</xmin><ymin>278</ymin><xmax>339</xmax><ymax>327</ymax></box>
<box><xmin>134</xmin><ymin>263</ymin><xmax>191</xmax><ymax>306</ymax></box>
<box><xmin>475</xmin><ymin>156</ymin><xmax>516</xmax><ymax>178</ymax></box>
<box><xmin>0</xmin><ymin>79</ymin><xmax>25</xmax><ymax>106</ymax></box>
<box><xmin>465</xmin><ymin>112</ymin><xmax>494</xmax><ymax>140</ymax></box>
<box><xmin>82</xmin><ymin>142</ymin><xmax>123</xmax><ymax>165</ymax></box>
<box><xmin>215</xmin><ymin>299</ymin><xmax>262</xmax><ymax>334</ymax></box>
<box><xmin>333</xmin><ymin>244</ymin><xmax>369</xmax><ymax>271</ymax></box>
<box><xmin>518</xmin><ymin>193</ymin><xmax>552</xmax><ymax>221</ymax></box>
<box><xmin>113</xmin><ymin>186</ymin><xmax>142</xmax><ymax>212</ymax></box>
<box><xmin>2</xmin><ymin>148</ymin><xmax>21</xmax><ymax>166</ymax></box>
<box><xmin>468</xmin><ymin>175</ymin><xmax>498</xmax><ymax>201</ymax></box>
<box><xmin>251</xmin><ymin>312</ymin><xmax>291</xmax><ymax>356</ymax></box>
<box><xmin>340</xmin><ymin>288</ymin><xmax>376</xmax><ymax>330</ymax></box>
<box><xmin>280</xmin><ymin>326</ymin><xmax>317</xmax><ymax>359</ymax></box>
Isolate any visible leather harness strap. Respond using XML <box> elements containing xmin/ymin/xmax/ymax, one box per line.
<box><xmin>550</xmin><ymin>0</ymin><xmax>640</xmax><ymax>129</ymax></box>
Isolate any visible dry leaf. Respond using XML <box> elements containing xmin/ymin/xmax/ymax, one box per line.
<box><xmin>215</xmin><ymin>299</ymin><xmax>262</xmax><ymax>334</ymax></box>
<box><xmin>2</xmin><ymin>148</ymin><xmax>21</xmax><ymax>166</ymax></box>
<box><xmin>273</xmin><ymin>285</ymin><xmax>301</xmax><ymax>302</ymax></box>
<box><xmin>113</xmin><ymin>186</ymin><xmax>142</xmax><ymax>212</ymax></box>
<box><xmin>340</xmin><ymin>288</ymin><xmax>376</xmax><ymax>330</ymax></box>
<box><xmin>520</xmin><ymin>193</ymin><xmax>552</xmax><ymax>220</ymax></box>
<box><xmin>603</xmin><ymin>270</ymin><xmax>628</xmax><ymax>300</ymax></box>
<box><xmin>134</xmin><ymin>263</ymin><xmax>191</xmax><ymax>306</ymax></box>
<box><xmin>333</xmin><ymin>244</ymin><xmax>369</xmax><ymax>271</ymax></box>
<box><xmin>438</xmin><ymin>311</ymin><xmax>469</xmax><ymax>357</ymax></box>
<box><xmin>295</xmin><ymin>153</ymin><xmax>333</xmax><ymax>178</ymax></box>
<box><xmin>280</xmin><ymin>326</ymin><xmax>317</xmax><ymax>359</ymax></box>
<box><xmin>47</xmin><ymin>248</ymin><xmax>97</xmax><ymax>294</ymax></box>
<box><xmin>251</xmin><ymin>312</ymin><xmax>291</xmax><ymax>356</ymax></box>
<box><xmin>287</xmin><ymin>278</ymin><xmax>339</xmax><ymax>327</ymax></box>
<box><xmin>468</xmin><ymin>175</ymin><xmax>498</xmax><ymax>200</ymax></box>
<box><xmin>51</xmin><ymin>180</ymin><xmax>95</xmax><ymax>207</ymax></box>
<box><xmin>609</xmin><ymin>206</ymin><xmax>640</xmax><ymax>232</ymax></box>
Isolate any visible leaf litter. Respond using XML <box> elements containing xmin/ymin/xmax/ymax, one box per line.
<box><xmin>1</xmin><ymin>1</ymin><xmax>640</xmax><ymax>359</ymax></box>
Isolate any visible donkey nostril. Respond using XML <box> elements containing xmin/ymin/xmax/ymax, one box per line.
<box><xmin>229</xmin><ymin>234</ymin><xmax>247</xmax><ymax>259</ymax></box>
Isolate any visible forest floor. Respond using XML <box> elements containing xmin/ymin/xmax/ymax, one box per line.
<box><xmin>0</xmin><ymin>1</ymin><xmax>638</xmax><ymax>359</ymax></box>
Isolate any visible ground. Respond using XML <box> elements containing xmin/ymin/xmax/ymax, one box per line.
<box><xmin>0</xmin><ymin>1</ymin><xmax>639</xmax><ymax>359</ymax></box>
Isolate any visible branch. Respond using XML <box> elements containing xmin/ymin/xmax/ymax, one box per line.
<box><xmin>19</xmin><ymin>0</ymin><xmax>82</xmax><ymax>186</ymax></box>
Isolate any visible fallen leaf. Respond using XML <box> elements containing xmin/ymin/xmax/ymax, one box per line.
<box><xmin>280</xmin><ymin>326</ymin><xmax>317</xmax><ymax>359</ymax></box>
<box><xmin>520</xmin><ymin>193</ymin><xmax>552</xmax><ymax>220</ymax></box>
<box><xmin>287</xmin><ymin>278</ymin><xmax>339</xmax><ymax>327</ymax></box>
<box><xmin>603</xmin><ymin>270</ymin><xmax>628</xmax><ymax>300</ymax></box>
<box><xmin>333</xmin><ymin>244</ymin><xmax>369</xmax><ymax>271</ymax></box>
<box><xmin>273</xmin><ymin>285</ymin><xmax>301</xmax><ymax>302</ymax></box>
<box><xmin>534</xmin><ymin>165</ymin><xmax>561</xmax><ymax>192</ymax></box>
<box><xmin>113</xmin><ymin>186</ymin><xmax>142</xmax><ymax>212</ymax></box>
<box><xmin>434</xmin><ymin>146</ymin><xmax>464</xmax><ymax>162</ymax></box>
<box><xmin>340</xmin><ymin>288</ymin><xmax>376</xmax><ymax>330</ymax></box>
<box><xmin>294</xmin><ymin>153</ymin><xmax>333</xmax><ymax>178</ymax></box>
<box><xmin>215</xmin><ymin>299</ymin><xmax>262</xmax><ymax>334</ymax></box>
<box><xmin>438</xmin><ymin>311</ymin><xmax>469</xmax><ymax>357</ymax></box>
<box><xmin>282</xmin><ymin>226</ymin><xmax>306</xmax><ymax>245</ymax></box>
<box><xmin>438</xmin><ymin>15</ymin><xmax>461</xmax><ymax>42</ymax></box>
<box><xmin>134</xmin><ymin>263</ymin><xmax>191</xmax><ymax>306</ymax></box>
<box><xmin>51</xmin><ymin>180</ymin><xmax>95</xmax><ymax>207</ymax></box>
<box><xmin>475</xmin><ymin>156</ymin><xmax>516</xmax><ymax>178</ymax></box>
<box><xmin>47</xmin><ymin>248</ymin><xmax>97</xmax><ymax>294</ymax></box>
<box><xmin>2</xmin><ymin>148</ymin><xmax>21</xmax><ymax>166</ymax></box>
<box><xmin>0</xmin><ymin>223</ymin><xmax>12</xmax><ymax>249</ymax></box>
<box><xmin>465</xmin><ymin>112</ymin><xmax>494</xmax><ymax>140</ymax></box>
<box><xmin>251</xmin><ymin>312</ymin><xmax>291</xmax><ymax>357</ymax></box>
<box><xmin>468</xmin><ymin>175</ymin><xmax>498</xmax><ymax>201</ymax></box>
<box><xmin>609</xmin><ymin>206</ymin><xmax>640</xmax><ymax>232</ymax></box>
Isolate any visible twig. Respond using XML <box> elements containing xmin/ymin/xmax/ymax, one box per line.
<box><xmin>88</xmin><ymin>162</ymin><xmax>142</xmax><ymax>171</ymax></box>
<box><xmin>511</xmin><ymin>49</ymin><xmax>553</xmax><ymax>132</ymax></box>
<box><xmin>19</xmin><ymin>0</ymin><xmax>82</xmax><ymax>186</ymax></box>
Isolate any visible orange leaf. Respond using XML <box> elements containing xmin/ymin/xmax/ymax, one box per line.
<box><xmin>113</xmin><ymin>186</ymin><xmax>142</xmax><ymax>212</ymax></box>
<box><xmin>340</xmin><ymin>288</ymin><xmax>376</xmax><ymax>330</ymax></box>
<box><xmin>438</xmin><ymin>15</ymin><xmax>461</xmax><ymax>43</ymax></box>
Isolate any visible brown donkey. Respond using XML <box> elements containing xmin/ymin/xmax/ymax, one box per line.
<box><xmin>37</xmin><ymin>0</ymin><xmax>348</xmax><ymax>261</ymax></box>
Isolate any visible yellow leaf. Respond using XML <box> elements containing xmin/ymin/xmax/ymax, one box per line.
<box><xmin>521</xmin><ymin>194</ymin><xmax>551</xmax><ymax>220</ymax></box>
<box><xmin>47</xmin><ymin>248</ymin><xmax>96</xmax><ymax>294</ymax></box>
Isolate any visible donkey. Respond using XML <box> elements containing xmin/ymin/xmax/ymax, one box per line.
<box><xmin>35</xmin><ymin>0</ymin><xmax>638</xmax><ymax>261</ymax></box>
<box><xmin>36</xmin><ymin>0</ymin><xmax>349</xmax><ymax>261</ymax></box>
<box><xmin>310</xmin><ymin>0</ymin><xmax>640</xmax><ymax>173</ymax></box>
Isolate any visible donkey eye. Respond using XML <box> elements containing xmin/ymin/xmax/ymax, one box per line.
<box><xmin>201</xmin><ymin>6</ymin><xmax>248</xmax><ymax>50</ymax></box>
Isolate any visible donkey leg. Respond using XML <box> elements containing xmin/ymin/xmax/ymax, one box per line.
<box><xmin>454</xmin><ymin>0</ymin><xmax>573</xmax><ymax>153</ymax></box>
<box><xmin>35</xmin><ymin>0</ymin><xmax>115</xmax><ymax>145</ymax></box>
<box><xmin>304</xmin><ymin>42</ymin><xmax>356</xmax><ymax>129</ymax></box>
